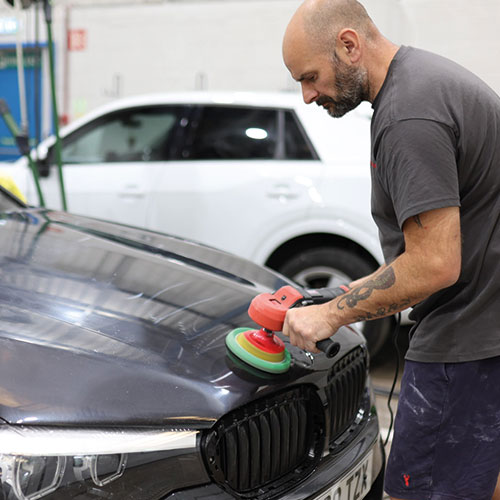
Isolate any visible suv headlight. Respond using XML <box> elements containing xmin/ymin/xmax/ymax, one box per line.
<box><xmin>0</xmin><ymin>426</ymin><xmax>207</xmax><ymax>500</ymax></box>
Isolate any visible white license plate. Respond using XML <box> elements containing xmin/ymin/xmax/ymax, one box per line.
<box><xmin>313</xmin><ymin>450</ymin><xmax>373</xmax><ymax>500</ymax></box>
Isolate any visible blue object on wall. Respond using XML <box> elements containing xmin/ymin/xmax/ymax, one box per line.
<box><xmin>0</xmin><ymin>43</ymin><xmax>49</xmax><ymax>162</ymax></box>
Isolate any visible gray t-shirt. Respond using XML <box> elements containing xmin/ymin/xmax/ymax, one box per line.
<box><xmin>370</xmin><ymin>46</ymin><xmax>500</xmax><ymax>362</ymax></box>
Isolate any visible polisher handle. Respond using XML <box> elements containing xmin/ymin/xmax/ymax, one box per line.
<box><xmin>316</xmin><ymin>338</ymin><xmax>341</xmax><ymax>358</ymax></box>
<box><xmin>303</xmin><ymin>286</ymin><xmax>348</xmax><ymax>358</ymax></box>
<box><xmin>302</xmin><ymin>285</ymin><xmax>350</xmax><ymax>304</ymax></box>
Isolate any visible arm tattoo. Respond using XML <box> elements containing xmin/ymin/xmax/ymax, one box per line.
<box><xmin>337</xmin><ymin>266</ymin><xmax>396</xmax><ymax>310</ymax></box>
<box><xmin>351</xmin><ymin>297</ymin><xmax>412</xmax><ymax>322</ymax></box>
<box><xmin>337</xmin><ymin>266</ymin><xmax>412</xmax><ymax>320</ymax></box>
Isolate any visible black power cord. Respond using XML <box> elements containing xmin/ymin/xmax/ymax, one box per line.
<box><xmin>383</xmin><ymin>311</ymin><xmax>402</xmax><ymax>447</ymax></box>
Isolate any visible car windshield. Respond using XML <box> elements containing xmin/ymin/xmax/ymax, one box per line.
<box><xmin>0</xmin><ymin>186</ymin><xmax>26</xmax><ymax>212</ymax></box>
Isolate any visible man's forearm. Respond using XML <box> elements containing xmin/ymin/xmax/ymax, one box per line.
<box><xmin>331</xmin><ymin>264</ymin><xmax>412</xmax><ymax>324</ymax></box>
<box><xmin>326</xmin><ymin>250</ymin><xmax>454</xmax><ymax>327</ymax></box>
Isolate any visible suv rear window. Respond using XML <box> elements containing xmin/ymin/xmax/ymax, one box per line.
<box><xmin>186</xmin><ymin>106</ymin><xmax>277</xmax><ymax>160</ymax></box>
<box><xmin>284</xmin><ymin>111</ymin><xmax>316</xmax><ymax>160</ymax></box>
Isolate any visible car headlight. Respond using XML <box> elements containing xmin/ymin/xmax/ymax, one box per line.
<box><xmin>0</xmin><ymin>425</ymin><xmax>208</xmax><ymax>500</ymax></box>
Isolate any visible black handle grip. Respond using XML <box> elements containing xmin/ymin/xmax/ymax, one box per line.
<box><xmin>292</xmin><ymin>285</ymin><xmax>347</xmax><ymax>358</ymax></box>
<box><xmin>304</xmin><ymin>286</ymin><xmax>349</xmax><ymax>304</ymax></box>
<box><xmin>308</xmin><ymin>287</ymin><xmax>345</xmax><ymax>358</ymax></box>
<box><xmin>316</xmin><ymin>338</ymin><xmax>341</xmax><ymax>358</ymax></box>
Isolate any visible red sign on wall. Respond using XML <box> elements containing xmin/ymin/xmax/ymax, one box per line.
<box><xmin>67</xmin><ymin>29</ymin><xmax>87</xmax><ymax>51</ymax></box>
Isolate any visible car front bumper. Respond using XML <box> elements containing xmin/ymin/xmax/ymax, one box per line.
<box><xmin>168</xmin><ymin>413</ymin><xmax>384</xmax><ymax>500</ymax></box>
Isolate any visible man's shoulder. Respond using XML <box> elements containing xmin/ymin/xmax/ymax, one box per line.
<box><xmin>372</xmin><ymin>46</ymin><xmax>478</xmax><ymax>132</ymax></box>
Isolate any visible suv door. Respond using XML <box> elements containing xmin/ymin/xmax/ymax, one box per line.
<box><xmin>146</xmin><ymin>104</ymin><xmax>321</xmax><ymax>260</ymax></box>
<box><xmin>39</xmin><ymin>105</ymin><xmax>187</xmax><ymax>227</ymax></box>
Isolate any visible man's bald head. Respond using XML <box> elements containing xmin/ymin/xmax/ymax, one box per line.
<box><xmin>283</xmin><ymin>0</ymin><xmax>397</xmax><ymax>111</ymax></box>
<box><xmin>291</xmin><ymin>0</ymin><xmax>377</xmax><ymax>53</ymax></box>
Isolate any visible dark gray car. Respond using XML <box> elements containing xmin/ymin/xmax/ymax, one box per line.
<box><xmin>0</xmin><ymin>187</ymin><xmax>384</xmax><ymax>499</ymax></box>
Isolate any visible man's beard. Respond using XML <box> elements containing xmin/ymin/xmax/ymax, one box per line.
<box><xmin>317</xmin><ymin>53</ymin><xmax>369</xmax><ymax>118</ymax></box>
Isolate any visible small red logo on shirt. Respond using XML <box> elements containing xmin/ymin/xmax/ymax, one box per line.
<box><xmin>370</xmin><ymin>160</ymin><xmax>377</xmax><ymax>169</ymax></box>
<box><xmin>403</xmin><ymin>474</ymin><xmax>411</xmax><ymax>487</ymax></box>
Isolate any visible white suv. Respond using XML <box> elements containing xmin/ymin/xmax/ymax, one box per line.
<box><xmin>8</xmin><ymin>91</ymin><xmax>392</xmax><ymax>355</ymax></box>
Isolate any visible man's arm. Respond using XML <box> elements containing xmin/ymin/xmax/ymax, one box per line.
<box><xmin>282</xmin><ymin>206</ymin><xmax>461</xmax><ymax>352</ymax></box>
<box><xmin>348</xmin><ymin>263</ymin><xmax>387</xmax><ymax>290</ymax></box>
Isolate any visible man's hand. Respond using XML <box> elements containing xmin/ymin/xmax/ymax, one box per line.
<box><xmin>282</xmin><ymin>302</ymin><xmax>339</xmax><ymax>353</ymax></box>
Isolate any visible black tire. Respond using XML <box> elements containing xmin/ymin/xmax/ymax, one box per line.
<box><xmin>277</xmin><ymin>247</ymin><xmax>393</xmax><ymax>358</ymax></box>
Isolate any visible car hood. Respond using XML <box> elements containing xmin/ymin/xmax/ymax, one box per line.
<box><xmin>0</xmin><ymin>208</ymin><xmax>364</xmax><ymax>428</ymax></box>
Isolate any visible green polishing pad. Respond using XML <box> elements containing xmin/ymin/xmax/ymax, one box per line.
<box><xmin>226</xmin><ymin>328</ymin><xmax>291</xmax><ymax>374</ymax></box>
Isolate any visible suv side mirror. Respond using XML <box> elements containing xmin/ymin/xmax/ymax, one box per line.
<box><xmin>36</xmin><ymin>157</ymin><xmax>50</xmax><ymax>178</ymax></box>
<box><xmin>34</xmin><ymin>145</ymin><xmax>51</xmax><ymax>178</ymax></box>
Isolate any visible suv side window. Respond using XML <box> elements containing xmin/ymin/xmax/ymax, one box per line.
<box><xmin>284</xmin><ymin>111</ymin><xmax>316</xmax><ymax>160</ymax></box>
<box><xmin>58</xmin><ymin>106</ymin><xmax>185</xmax><ymax>164</ymax></box>
<box><xmin>185</xmin><ymin>106</ymin><xmax>277</xmax><ymax>160</ymax></box>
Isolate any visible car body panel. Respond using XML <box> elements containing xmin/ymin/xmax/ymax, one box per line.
<box><xmin>0</xmin><ymin>207</ymin><xmax>365</xmax><ymax>428</ymax></box>
<box><xmin>145</xmin><ymin>159</ymin><xmax>324</xmax><ymax>257</ymax></box>
<box><xmin>33</xmin><ymin>161</ymin><xmax>151</xmax><ymax>227</ymax></box>
<box><xmin>0</xmin><ymin>186</ymin><xmax>384</xmax><ymax>499</ymax></box>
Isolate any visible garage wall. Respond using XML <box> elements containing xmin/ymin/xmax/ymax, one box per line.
<box><xmin>1</xmin><ymin>0</ymin><xmax>499</xmax><ymax>126</ymax></box>
<box><xmin>60</xmin><ymin>1</ymin><xmax>303</xmax><ymax>115</ymax></box>
<box><xmin>49</xmin><ymin>0</ymin><xmax>408</xmax><ymax>118</ymax></box>
<box><xmin>397</xmin><ymin>0</ymin><xmax>500</xmax><ymax>99</ymax></box>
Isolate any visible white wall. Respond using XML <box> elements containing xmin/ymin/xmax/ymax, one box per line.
<box><xmin>396</xmin><ymin>0</ymin><xmax>500</xmax><ymax>95</ymax></box>
<box><xmin>56</xmin><ymin>0</ymin><xmax>411</xmax><ymax>119</ymax></box>
<box><xmin>63</xmin><ymin>0</ymin><xmax>302</xmax><ymax>114</ymax></box>
<box><xmin>1</xmin><ymin>0</ymin><xmax>499</xmax><ymax>127</ymax></box>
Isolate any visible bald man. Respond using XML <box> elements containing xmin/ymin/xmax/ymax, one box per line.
<box><xmin>282</xmin><ymin>1</ymin><xmax>500</xmax><ymax>499</ymax></box>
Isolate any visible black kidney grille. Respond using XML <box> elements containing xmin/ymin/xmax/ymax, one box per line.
<box><xmin>326</xmin><ymin>347</ymin><xmax>368</xmax><ymax>443</ymax></box>
<box><xmin>203</xmin><ymin>386</ymin><xmax>323</xmax><ymax>498</ymax></box>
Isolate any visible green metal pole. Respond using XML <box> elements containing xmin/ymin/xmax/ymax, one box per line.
<box><xmin>0</xmin><ymin>99</ymin><xmax>45</xmax><ymax>207</ymax></box>
<box><xmin>44</xmin><ymin>0</ymin><xmax>67</xmax><ymax>211</ymax></box>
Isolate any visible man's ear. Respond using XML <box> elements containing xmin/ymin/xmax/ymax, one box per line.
<box><xmin>337</xmin><ymin>28</ymin><xmax>362</xmax><ymax>64</ymax></box>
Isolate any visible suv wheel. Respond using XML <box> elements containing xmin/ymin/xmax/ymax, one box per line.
<box><xmin>277</xmin><ymin>247</ymin><xmax>392</xmax><ymax>358</ymax></box>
